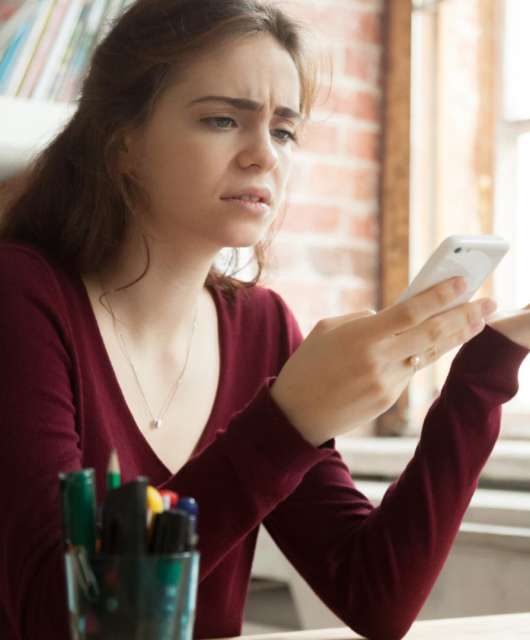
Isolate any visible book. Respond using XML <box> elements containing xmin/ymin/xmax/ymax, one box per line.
<box><xmin>5</xmin><ymin>0</ymin><xmax>54</xmax><ymax>96</ymax></box>
<box><xmin>48</xmin><ymin>0</ymin><xmax>90</xmax><ymax>101</ymax></box>
<box><xmin>32</xmin><ymin>0</ymin><xmax>85</xmax><ymax>100</ymax></box>
<box><xmin>0</xmin><ymin>0</ymin><xmax>39</xmax><ymax>91</ymax></box>
<box><xmin>17</xmin><ymin>0</ymin><xmax>65</xmax><ymax>98</ymax></box>
<box><xmin>54</xmin><ymin>0</ymin><xmax>108</xmax><ymax>102</ymax></box>
<box><xmin>0</xmin><ymin>0</ymin><xmax>146</xmax><ymax>104</ymax></box>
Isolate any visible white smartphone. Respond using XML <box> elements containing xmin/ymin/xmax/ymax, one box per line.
<box><xmin>396</xmin><ymin>235</ymin><xmax>509</xmax><ymax>310</ymax></box>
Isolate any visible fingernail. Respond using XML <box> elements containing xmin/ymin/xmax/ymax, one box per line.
<box><xmin>453</xmin><ymin>277</ymin><xmax>467</xmax><ymax>294</ymax></box>
<box><xmin>482</xmin><ymin>300</ymin><xmax>497</xmax><ymax>316</ymax></box>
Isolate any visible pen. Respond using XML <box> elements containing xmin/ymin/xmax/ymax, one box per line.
<box><xmin>147</xmin><ymin>485</ymin><xmax>164</xmax><ymax>517</ymax></box>
<box><xmin>149</xmin><ymin>509</ymin><xmax>195</xmax><ymax>553</ymax></box>
<box><xmin>106</xmin><ymin>449</ymin><xmax>121</xmax><ymax>490</ymax></box>
<box><xmin>59</xmin><ymin>468</ymin><xmax>97</xmax><ymax>555</ymax></box>
<box><xmin>101</xmin><ymin>476</ymin><xmax>149</xmax><ymax>555</ymax></box>
<box><xmin>177</xmin><ymin>496</ymin><xmax>199</xmax><ymax>548</ymax></box>
<box><xmin>147</xmin><ymin>485</ymin><xmax>165</xmax><ymax>544</ymax></box>
<box><xmin>159</xmin><ymin>489</ymin><xmax>179</xmax><ymax>510</ymax></box>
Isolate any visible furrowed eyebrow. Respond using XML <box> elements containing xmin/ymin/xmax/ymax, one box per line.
<box><xmin>187</xmin><ymin>95</ymin><xmax>302</xmax><ymax>121</ymax></box>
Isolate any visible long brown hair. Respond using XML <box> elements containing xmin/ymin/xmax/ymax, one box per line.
<box><xmin>0</xmin><ymin>0</ymin><xmax>320</xmax><ymax>298</ymax></box>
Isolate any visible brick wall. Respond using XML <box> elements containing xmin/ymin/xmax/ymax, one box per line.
<box><xmin>261</xmin><ymin>0</ymin><xmax>385</xmax><ymax>337</ymax></box>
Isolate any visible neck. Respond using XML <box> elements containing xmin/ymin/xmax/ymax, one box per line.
<box><xmin>96</xmin><ymin>228</ymin><xmax>219</xmax><ymax>351</ymax></box>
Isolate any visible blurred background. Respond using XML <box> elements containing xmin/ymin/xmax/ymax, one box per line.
<box><xmin>1</xmin><ymin>0</ymin><xmax>530</xmax><ymax>633</ymax></box>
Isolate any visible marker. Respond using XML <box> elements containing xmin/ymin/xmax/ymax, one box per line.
<box><xmin>106</xmin><ymin>449</ymin><xmax>121</xmax><ymax>490</ymax></box>
<box><xmin>150</xmin><ymin>509</ymin><xmax>194</xmax><ymax>553</ymax></box>
<box><xmin>101</xmin><ymin>477</ymin><xmax>149</xmax><ymax>554</ymax></box>
<box><xmin>177</xmin><ymin>496</ymin><xmax>198</xmax><ymax>520</ymax></box>
<box><xmin>59</xmin><ymin>468</ymin><xmax>97</xmax><ymax>555</ymax></box>
<box><xmin>147</xmin><ymin>485</ymin><xmax>164</xmax><ymax>516</ymax></box>
<box><xmin>147</xmin><ymin>485</ymin><xmax>165</xmax><ymax>543</ymax></box>
<box><xmin>159</xmin><ymin>490</ymin><xmax>179</xmax><ymax>510</ymax></box>
<box><xmin>177</xmin><ymin>496</ymin><xmax>199</xmax><ymax>548</ymax></box>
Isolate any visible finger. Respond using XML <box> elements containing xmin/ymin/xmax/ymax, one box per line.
<box><xmin>314</xmin><ymin>309</ymin><xmax>376</xmax><ymax>333</ymax></box>
<box><xmin>375</xmin><ymin>276</ymin><xmax>467</xmax><ymax>335</ymax></box>
<box><xmin>385</xmin><ymin>297</ymin><xmax>497</xmax><ymax>363</ymax></box>
<box><xmin>404</xmin><ymin>317</ymin><xmax>486</xmax><ymax>374</ymax></box>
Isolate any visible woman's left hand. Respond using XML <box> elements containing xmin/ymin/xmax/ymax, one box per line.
<box><xmin>487</xmin><ymin>305</ymin><xmax>530</xmax><ymax>349</ymax></box>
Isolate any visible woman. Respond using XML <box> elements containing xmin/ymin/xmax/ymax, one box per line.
<box><xmin>0</xmin><ymin>1</ymin><xmax>528</xmax><ymax>639</ymax></box>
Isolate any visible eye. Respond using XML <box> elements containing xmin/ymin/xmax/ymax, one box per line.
<box><xmin>272</xmin><ymin>128</ymin><xmax>297</xmax><ymax>144</ymax></box>
<box><xmin>201</xmin><ymin>117</ymin><xmax>297</xmax><ymax>143</ymax></box>
<box><xmin>201</xmin><ymin>116</ymin><xmax>237</xmax><ymax>129</ymax></box>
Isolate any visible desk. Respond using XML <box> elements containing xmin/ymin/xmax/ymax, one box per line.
<box><xmin>223</xmin><ymin>612</ymin><xmax>530</xmax><ymax>639</ymax></box>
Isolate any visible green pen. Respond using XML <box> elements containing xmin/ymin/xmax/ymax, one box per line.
<box><xmin>59</xmin><ymin>468</ymin><xmax>97</xmax><ymax>555</ymax></box>
<box><xmin>106</xmin><ymin>449</ymin><xmax>121</xmax><ymax>490</ymax></box>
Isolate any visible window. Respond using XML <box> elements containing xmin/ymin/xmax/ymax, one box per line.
<box><xmin>492</xmin><ymin>0</ymin><xmax>530</xmax><ymax>433</ymax></box>
<box><xmin>407</xmin><ymin>0</ymin><xmax>530</xmax><ymax>438</ymax></box>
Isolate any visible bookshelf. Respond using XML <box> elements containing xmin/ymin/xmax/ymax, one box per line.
<box><xmin>0</xmin><ymin>0</ymin><xmax>130</xmax><ymax>181</ymax></box>
<box><xmin>0</xmin><ymin>95</ymin><xmax>74</xmax><ymax>180</ymax></box>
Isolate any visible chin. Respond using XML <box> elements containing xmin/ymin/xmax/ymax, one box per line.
<box><xmin>214</xmin><ymin>221</ymin><xmax>273</xmax><ymax>248</ymax></box>
<box><xmin>220</xmin><ymin>236</ymin><xmax>263</xmax><ymax>250</ymax></box>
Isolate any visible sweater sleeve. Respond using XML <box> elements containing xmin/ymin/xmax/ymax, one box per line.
<box><xmin>0</xmin><ymin>252</ymin><xmax>334</xmax><ymax>639</ymax></box>
<box><xmin>263</xmin><ymin>322</ymin><xmax>529</xmax><ymax>640</ymax></box>
<box><xmin>0</xmin><ymin>249</ymin><xmax>80</xmax><ymax>640</ymax></box>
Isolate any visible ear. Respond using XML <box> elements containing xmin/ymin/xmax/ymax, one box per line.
<box><xmin>117</xmin><ymin>134</ymin><xmax>134</xmax><ymax>174</ymax></box>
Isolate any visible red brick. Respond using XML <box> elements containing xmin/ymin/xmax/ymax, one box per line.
<box><xmin>331</xmin><ymin>88</ymin><xmax>381</xmax><ymax>121</ymax></box>
<box><xmin>265</xmin><ymin>278</ymin><xmax>336</xmax><ymax>322</ymax></box>
<box><xmin>306</xmin><ymin>164</ymin><xmax>378</xmax><ymax>201</ymax></box>
<box><xmin>307</xmin><ymin>246</ymin><xmax>377</xmax><ymax>280</ymax></box>
<box><xmin>344</xmin><ymin>46</ymin><xmax>382</xmax><ymax>84</ymax></box>
<box><xmin>283</xmin><ymin>3</ymin><xmax>383</xmax><ymax>47</ymax></box>
<box><xmin>348</xmin><ymin>213</ymin><xmax>379</xmax><ymax>240</ymax></box>
<box><xmin>313</xmin><ymin>6</ymin><xmax>383</xmax><ymax>45</ymax></box>
<box><xmin>344</xmin><ymin>128</ymin><xmax>380</xmax><ymax>161</ymax></box>
<box><xmin>267</xmin><ymin>240</ymin><xmax>302</xmax><ymax>271</ymax></box>
<box><xmin>299</xmin><ymin>120</ymin><xmax>341</xmax><ymax>155</ymax></box>
<box><xmin>338</xmin><ymin>286</ymin><xmax>378</xmax><ymax>311</ymax></box>
<box><xmin>281</xmin><ymin>203</ymin><xmax>342</xmax><ymax>234</ymax></box>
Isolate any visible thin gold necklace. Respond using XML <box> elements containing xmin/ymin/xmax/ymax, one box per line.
<box><xmin>104</xmin><ymin>284</ymin><xmax>199</xmax><ymax>430</ymax></box>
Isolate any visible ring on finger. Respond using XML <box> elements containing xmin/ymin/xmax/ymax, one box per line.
<box><xmin>407</xmin><ymin>354</ymin><xmax>422</xmax><ymax>373</ymax></box>
<box><xmin>427</xmin><ymin>344</ymin><xmax>438</xmax><ymax>361</ymax></box>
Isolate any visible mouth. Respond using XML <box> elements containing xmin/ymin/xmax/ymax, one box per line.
<box><xmin>220</xmin><ymin>196</ymin><xmax>271</xmax><ymax>215</ymax></box>
<box><xmin>220</xmin><ymin>187</ymin><xmax>273</xmax><ymax>206</ymax></box>
<box><xmin>222</xmin><ymin>195</ymin><xmax>267</xmax><ymax>204</ymax></box>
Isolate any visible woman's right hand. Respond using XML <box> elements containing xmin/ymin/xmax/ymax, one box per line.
<box><xmin>269</xmin><ymin>277</ymin><xmax>498</xmax><ymax>447</ymax></box>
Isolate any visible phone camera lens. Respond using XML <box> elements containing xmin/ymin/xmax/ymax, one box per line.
<box><xmin>454</xmin><ymin>247</ymin><xmax>462</xmax><ymax>253</ymax></box>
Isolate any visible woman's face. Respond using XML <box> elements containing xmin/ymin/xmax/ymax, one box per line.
<box><xmin>122</xmin><ymin>33</ymin><xmax>302</xmax><ymax>250</ymax></box>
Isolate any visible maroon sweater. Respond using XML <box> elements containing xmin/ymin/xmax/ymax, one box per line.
<box><xmin>0</xmin><ymin>241</ymin><xmax>528</xmax><ymax>640</ymax></box>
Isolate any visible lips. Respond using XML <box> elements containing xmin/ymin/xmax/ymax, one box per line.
<box><xmin>220</xmin><ymin>187</ymin><xmax>272</xmax><ymax>206</ymax></box>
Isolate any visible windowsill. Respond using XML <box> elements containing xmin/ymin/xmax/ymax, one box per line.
<box><xmin>335</xmin><ymin>436</ymin><xmax>530</xmax><ymax>488</ymax></box>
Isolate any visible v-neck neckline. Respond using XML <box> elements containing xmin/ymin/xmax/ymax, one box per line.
<box><xmin>76</xmin><ymin>273</ymin><xmax>226</xmax><ymax>480</ymax></box>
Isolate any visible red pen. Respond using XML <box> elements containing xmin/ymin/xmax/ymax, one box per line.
<box><xmin>159</xmin><ymin>490</ymin><xmax>179</xmax><ymax>510</ymax></box>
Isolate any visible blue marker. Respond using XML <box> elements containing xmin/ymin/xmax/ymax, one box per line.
<box><xmin>177</xmin><ymin>497</ymin><xmax>199</xmax><ymax>548</ymax></box>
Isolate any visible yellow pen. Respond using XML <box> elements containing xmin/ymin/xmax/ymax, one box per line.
<box><xmin>146</xmin><ymin>485</ymin><xmax>165</xmax><ymax>540</ymax></box>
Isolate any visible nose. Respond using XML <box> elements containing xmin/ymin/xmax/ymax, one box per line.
<box><xmin>236</xmin><ymin>128</ymin><xmax>279</xmax><ymax>172</ymax></box>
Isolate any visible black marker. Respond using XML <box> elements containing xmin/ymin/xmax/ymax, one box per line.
<box><xmin>101</xmin><ymin>477</ymin><xmax>149</xmax><ymax>555</ymax></box>
<box><xmin>150</xmin><ymin>509</ymin><xmax>194</xmax><ymax>554</ymax></box>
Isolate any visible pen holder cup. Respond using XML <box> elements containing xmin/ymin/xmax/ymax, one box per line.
<box><xmin>64</xmin><ymin>551</ymin><xmax>200</xmax><ymax>640</ymax></box>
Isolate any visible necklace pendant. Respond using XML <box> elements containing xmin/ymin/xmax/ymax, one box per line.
<box><xmin>152</xmin><ymin>418</ymin><xmax>163</xmax><ymax>429</ymax></box>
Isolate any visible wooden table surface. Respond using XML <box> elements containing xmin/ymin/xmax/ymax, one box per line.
<box><xmin>219</xmin><ymin>612</ymin><xmax>530</xmax><ymax>639</ymax></box>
